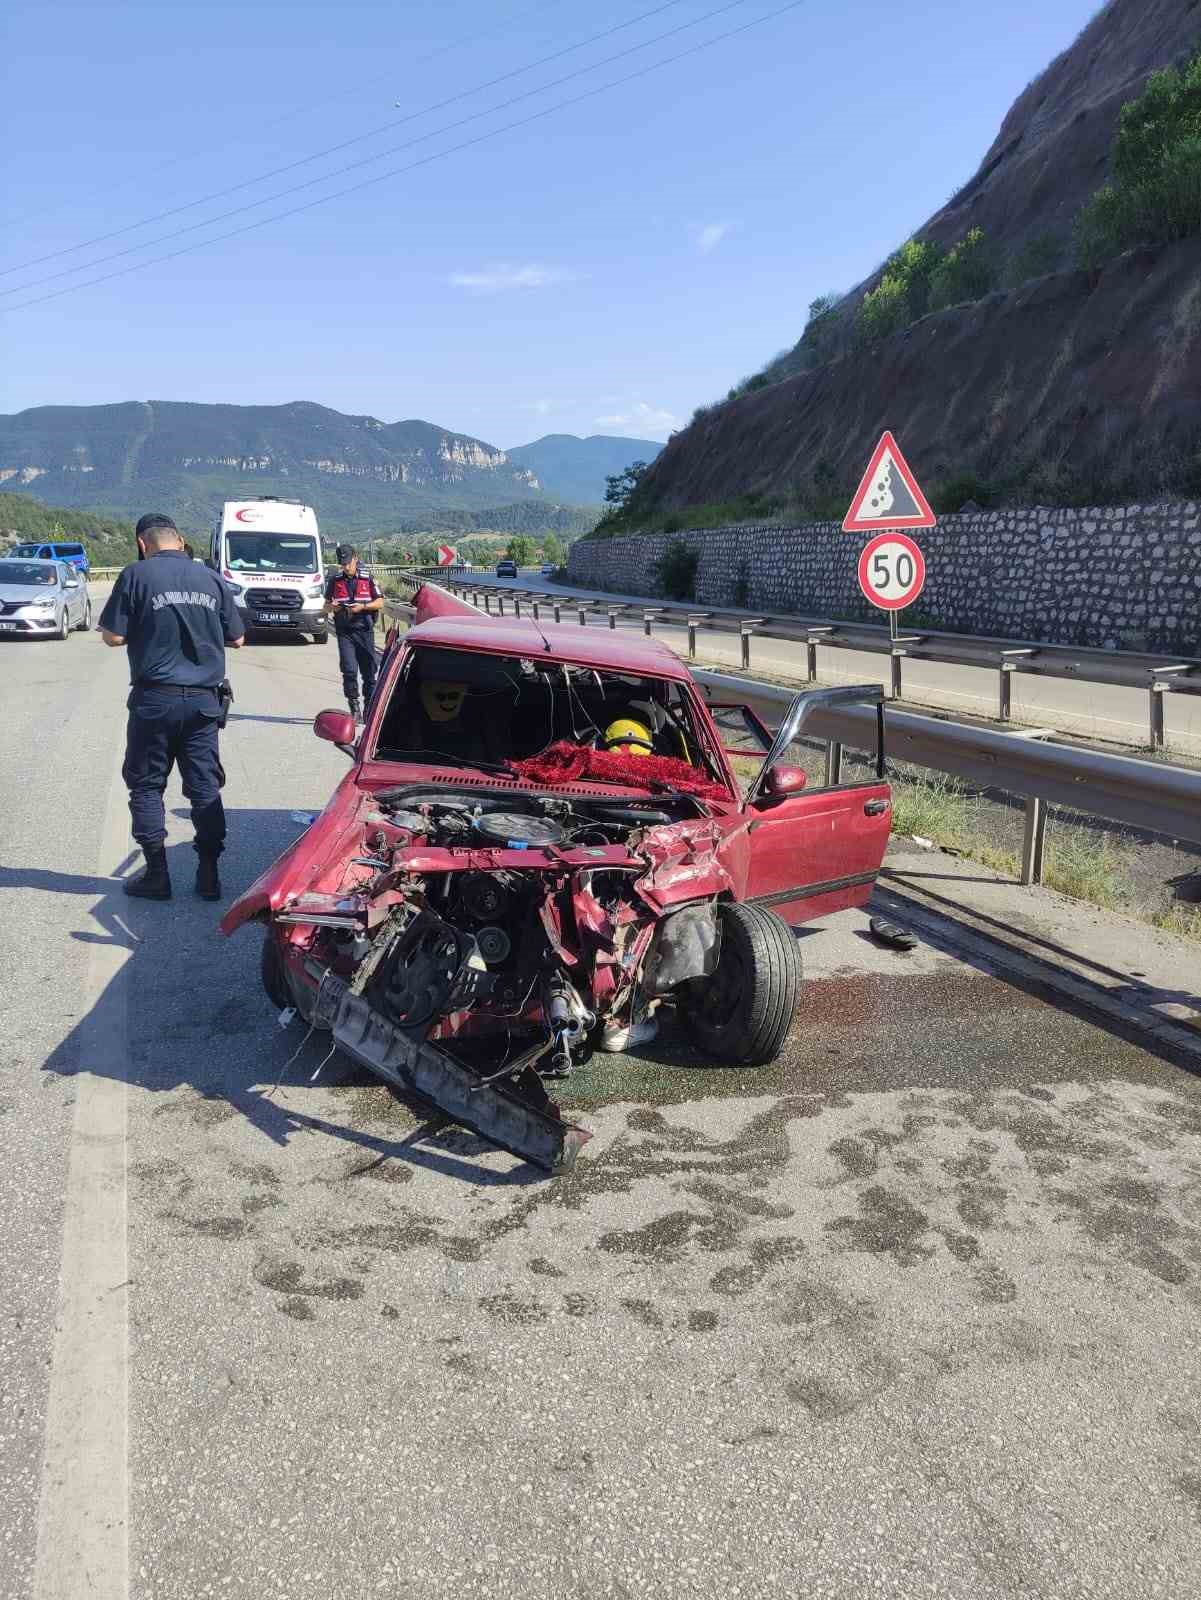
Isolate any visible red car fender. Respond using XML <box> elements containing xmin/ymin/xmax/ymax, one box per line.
<box><xmin>220</xmin><ymin>770</ymin><xmax>366</xmax><ymax>935</ymax></box>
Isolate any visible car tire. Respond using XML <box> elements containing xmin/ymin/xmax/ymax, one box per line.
<box><xmin>261</xmin><ymin>932</ymin><xmax>293</xmax><ymax>1011</ymax></box>
<box><xmin>679</xmin><ymin>902</ymin><xmax>802</xmax><ymax>1065</ymax></box>
<box><xmin>55</xmin><ymin>608</ymin><xmax>69</xmax><ymax>641</ymax></box>
<box><xmin>76</xmin><ymin>599</ymin><xmax>92</xmax><ymax>632</ymax></box>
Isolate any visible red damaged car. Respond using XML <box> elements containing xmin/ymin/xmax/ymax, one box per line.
<box><xmin>223</xmin><ymin>584</ymin><xmax>891</xmax><ymax>1172</ymax></box>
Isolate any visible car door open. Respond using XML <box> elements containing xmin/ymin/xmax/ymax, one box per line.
<box><xmin>737</xmin><ymin>684</ymin><xmax>891</xmax><ymax>923</ymax></box>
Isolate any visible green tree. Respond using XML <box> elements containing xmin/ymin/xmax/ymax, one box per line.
<box><xmin>603</xmin><ymin>461</ymin><xmax>649</xmax><ymax>508</ymax></box>
<box><xmin>1004</xmin><ymin>232</ymin><xmax>1064</xmax><ymax>287</ymax></box>
<box><xmin>541</xmin><ymin>533</ymin><xmax>564</xmax><ymax>566</ymax></box>
<box><xmin>508</xmin><ymin>534</ymin><xmax>536</xmax><ymax>567</ymax></box>
<box><xmin>1075</xmin><ymin>51</ymin><xmax>1201</xmax><ymax>267</ymax></box>
<box><xmin>929</xmin><ymin>228</ymin><xmax>998</xmax><ymax>310</ymax></box>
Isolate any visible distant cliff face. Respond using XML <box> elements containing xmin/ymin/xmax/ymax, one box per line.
<box><xmin>0</xmin><ymin>400</ymin><xmax>543</xmax><ymax>524</ymax></box>
<box><xmin>636</xmin><ymin>0</ymin><xmax>1201</xmax><ymax>515</ymax></box>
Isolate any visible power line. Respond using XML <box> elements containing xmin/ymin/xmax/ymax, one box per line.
<box><xmin>1</xmin><ymin>0</ymin><xmax>694</xmax><ymax>281</ymax></box>
<box><xmin>2</xmin><ymin>0</ymin><xmax>571</xmax><ymax>231</ymax></box>
<box><xmin>3</xmin><ymin>1</ymin><xmax>805</xmax><ymax>315</ymax></box>
<box><xmin>2</xmin><ymin>0</ymin><xmax>750</xmax><ymax>299</ymax></box>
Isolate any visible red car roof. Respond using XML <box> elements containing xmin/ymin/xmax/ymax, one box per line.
<box><xmin>405</xmin><ymin>614</ymin><xmax>693</xmax><ymax>682</ymax></box>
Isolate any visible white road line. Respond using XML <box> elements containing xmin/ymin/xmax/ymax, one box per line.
<box><xmin>34</xmin><ymin>765</ymin><xmax>132</xmax><ymax>1600</ymax></box>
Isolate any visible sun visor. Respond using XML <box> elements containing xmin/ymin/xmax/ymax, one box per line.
<box><xmin>413</xmin><ymin>645</ymin><xmax>527</xmax><ymax>689</ymax></box>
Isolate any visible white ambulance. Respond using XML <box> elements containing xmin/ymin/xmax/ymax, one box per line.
<box><xmin>209</xmin><ymin>497</ymin><xmax>328</xmax><ymax>643</ymax></box>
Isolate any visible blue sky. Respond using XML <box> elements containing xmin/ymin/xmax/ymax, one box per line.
<box><xmin>1</xmin><ymin>0</ymin><xmax>1100</xmax><ymax>447</ymax></box>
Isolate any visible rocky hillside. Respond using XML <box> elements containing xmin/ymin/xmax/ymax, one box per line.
<box><xmin>0</xmin><ymin>400</ymin><xmax>565</xmax><ymax>533</ymax></box>
<box><xmin>626</xmin><ymin>0</ymin><xmax>1201</xmax><ymax>521</ymax></box>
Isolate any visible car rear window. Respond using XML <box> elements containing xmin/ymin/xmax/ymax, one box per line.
<box><xmin>54</xmin><ymin>543</ymin><xmax>85</xmax><ymax>555</ymax></box>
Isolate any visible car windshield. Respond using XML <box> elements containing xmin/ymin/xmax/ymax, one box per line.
<box><xmin>10</xmin><ymin>545</ymin><xmax>40</xmax><ymax>558</ymax></box>
<box><xmin>225</xmin><ymin>535</ymin><xmax>319</xmax><ymax>573</ymax></box>
<box><xmin>373</xmin><ymin>644</ymin><xmax>718</xmax><ymax>786</ymax></box>
<box><xmin>0</xmin><ymin>562</ymin><xmax>58</xmax><ymax>586</ymax></box>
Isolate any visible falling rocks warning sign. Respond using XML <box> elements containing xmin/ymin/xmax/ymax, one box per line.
<box><xmin>843</xmin><ymin>431</ymin><xmax>936</xmax><ymax>533</ymax></box>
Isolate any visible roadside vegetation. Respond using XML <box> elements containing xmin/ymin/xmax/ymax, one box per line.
<box><xmin>889</xmin><ymin>769</ymin><xmax>1201</xmax><ymax>942</ymax></box>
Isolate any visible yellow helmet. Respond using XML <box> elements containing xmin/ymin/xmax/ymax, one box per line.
<box><xmin>602</xmin><ymin>717</ymin><xmax>653</xmax><ymax>757</ymax></box>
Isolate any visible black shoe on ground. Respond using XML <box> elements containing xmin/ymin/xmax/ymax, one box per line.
<box><xmin>349</xmin><ymin>696</ymin><xmax>363</xmax><ymax>724</ymax></box>
<box><xmin>195</xmin><ymin>854</ymin><xmax>221</xmax><ymax>901</ymax></box>
<box><xmin>124</xmin><ymin>848</ymin><xmax>172</xmax><ymax>900</ymax></box>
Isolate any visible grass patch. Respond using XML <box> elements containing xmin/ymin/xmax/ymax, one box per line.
<box><xmin>1040</xmin><ymin>827</ymin><xmax>1132</xmax><ymax>909</ymax></box>
<box><xmin>1150</xmin><ymin>903</ymin><xmax>1201</xmax><ymax>944</ymax></box>
<box><xmin>889</xmin><ymin>771</ymin><xmax>973</xmax><ymax>844</ymax></box>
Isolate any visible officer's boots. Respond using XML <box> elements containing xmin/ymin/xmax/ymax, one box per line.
<box><xmin>349</xmin><ymin>696</ymin><xmax>363</xmax><ymax>724</ymax></box>
<box><xmin>124</xmin><ymin>846</ymin><xmax>172</xmax><ymax>901</ymax></box>
<box><xmin>195</xmin><ymin>852</ymin><xmax>222</xmax><ymax>902</ymax></box>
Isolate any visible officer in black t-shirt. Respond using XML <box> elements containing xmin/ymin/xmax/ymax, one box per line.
<box><xmin>99</xmin><ymin>513</ymin><xmax>245</xmax><ymax>902</ymax></box>
<box><xmin>322</xmin><ymin>543</ymin><xmax>383</xmax><ymax>722</ymax></box>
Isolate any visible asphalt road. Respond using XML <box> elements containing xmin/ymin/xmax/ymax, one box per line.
<box><xmin>2</xmin><ymin>614</ymin><xmax>1201</xmax><ymax>1600</ymax></box>
<box><xmin>459</xmin><ymin>572</ymin><xmax>1201</xmax><ymax>755</ymax></box>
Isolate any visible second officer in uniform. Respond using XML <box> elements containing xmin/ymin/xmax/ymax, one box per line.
<box><xmin>322</xmin><ymin>543</ymin><xmax>383</xmax><ymax>721</ymax></box>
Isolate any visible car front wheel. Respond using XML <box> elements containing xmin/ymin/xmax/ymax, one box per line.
<box><xmin>76</xmin><ymin>599</ymin><xmax>92</xmax><ymax>632</ymax></box>
<box><xmin>55</xmin><ymin>607</ymin><xmax>69</xmax><ymax>641</ymax></box>
<box><xmin>679</xmin><ymin>902</ymin><xmax>802</xmax><ymax>1065</ymax></box>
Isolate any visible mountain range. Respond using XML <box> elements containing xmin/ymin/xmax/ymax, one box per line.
<box><xmin>0</xmin><ymin>400</ymin><xmax>661</xmax><ymax>533</ymax></box>
<box><xmin>504</xmin><ymin>434</ymin><xmax>662</xmax><ymax>507</ymax></box>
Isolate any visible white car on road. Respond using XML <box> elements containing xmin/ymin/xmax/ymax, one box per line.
<box><xmin>0</xmin><ymin>558</ymin><xmax>91</xmax><ymax>639</ymax></box>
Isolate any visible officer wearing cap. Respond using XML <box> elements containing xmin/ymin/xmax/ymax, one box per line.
<box><xmin>99</xmin><ymin>513</ymin><xmax>244</xmax><ymax>901</ymax></box>
<box><xmin>321</xmin><ymin>543</ymin><xmax>383</xmax><ymax>721</ymax></box>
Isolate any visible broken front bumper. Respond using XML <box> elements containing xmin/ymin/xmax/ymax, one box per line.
<box><xmin>313</xmin><ymin>973</ymin><xmax>591</xmax><ymax>1174</ymax></box>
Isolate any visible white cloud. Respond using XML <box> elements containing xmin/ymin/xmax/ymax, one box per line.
<box><xmin>448</xmin><ymin>262</ymin><xmax>575</xmax><ymax>293</ymax></box>
<box><xmin>693</xmin><ymin>221</ymin><xmax>734</xmax><ymax>256</ymax></box>
<box><xmin>594</xmin><ymin>401</ymin><xmax>681</xmax><ymax>441</ymax></box>
<box><xmin>521</xmin><ymin>398</ymin><xmax>556</xmax><ymax>416</ymax></box>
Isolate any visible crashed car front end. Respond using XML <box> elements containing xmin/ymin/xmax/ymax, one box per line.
<box><xmin>247</xmin><ymin>782</ymin><xmax>731</xmax><ymax>1171</ymax></box>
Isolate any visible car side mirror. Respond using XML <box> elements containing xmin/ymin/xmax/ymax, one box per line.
<box><xmin>764</xmin><ymin>764</ymin><xmax>807</xmax><ymax>796</ymax></box>
<box><xmin>314</xmin><ymin>708</ymin><xmax>357</xmax><ymax>757</ymax></box>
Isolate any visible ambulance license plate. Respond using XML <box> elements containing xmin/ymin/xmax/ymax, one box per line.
<box><xmin>255</xmin><ymin>611</ymin><xmax>291</xmax><ymax>624</ymax></box>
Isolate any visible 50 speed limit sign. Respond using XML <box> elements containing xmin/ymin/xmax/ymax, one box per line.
<box><xmin>857</xmin><ymin>531</ymin><xmax>926</xmax><ymax>612</ymax></box>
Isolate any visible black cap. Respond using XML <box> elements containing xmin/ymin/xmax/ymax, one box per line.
<box><xmin>135</xmin><ymin>512</ymin><xmax>178</xmax><ymax>538</ymax></box>
<box><xmin>335</xmin><ymin>543</ymin><xmax>356</xmax><ymax>562</ymax></box>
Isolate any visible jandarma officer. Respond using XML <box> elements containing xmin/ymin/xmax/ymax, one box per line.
<box><xmin>99</xmin><ymin>513</ymin><xmax>245</xmax><ymax>902</ymax></box>
<box><xmin>322</xmin><ymin>543</ymin><xmax>383</xmax><ymax>722</ymax></box>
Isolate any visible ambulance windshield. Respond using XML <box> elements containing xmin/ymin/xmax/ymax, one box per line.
<box><xmin>225</xmin><ymin>535</ymin><xmax>319</xmax><ymax>573</ymax></box>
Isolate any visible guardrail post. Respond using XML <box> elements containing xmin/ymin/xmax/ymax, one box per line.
<box><xmin>740</xmin><ymin>624</ymin><xmax>753</xmax><ymax>669</ymax></box>
<box><xmin>553</xmin><ymin>602</ymin><xmax>562</xmax><ymax>624</ymax></box>
<box><xmin>513</xmin><ymin>595</ymin><xmax>523</xmax><ymax>617</ymax></box>
<box><xmin>531</xmin><ymin>598</ymin><xmax>541</xmax><ymax>619</ymax></box>
<box><xmin>1020</xmin><ymin>797</ymin><xmax>1046</xmax><ymax>885</ymax></box>
<box><xmin>999</xmin><ymin>664</ymin><xmax>1013</xmax><ymax>722</ymax></box>
<box><xmin>890</xmin><ymin>651</ymin><xmax>903</xmax><ymax>701</ymax></box>
<box><xmin>577</xmin><ymin>604</ymin><xmax>588</xmax><ymax>627</ymax></box>
<box><xmin>824</xmin><ymin>741</ymin><xmax>844</xmax><ymax>786</ymax></box>
<box><xmin>806</xmin><ymin>641</ymin><xmax>818</xmax><ymax>681</ymax></box>
<box><xmin>643</xmin><ymin>609</ymin><xmax>660</xmax><ymax>637</ymax></box>
<box><xmin>483</xmin><ymin>593</ymin><xmax>492</xmax><ymax>614</ymax></box>
<box><xmin>688</xmin><ymin>619</ymin><xmax>698</xmax><ymax>659</ymax></box>
<box><xmin>608</xmin><ymin>608</ymin><xmax>619</xmax><ymax>631</ymax></box>
<box><xmin>1150</xmin><ymin>680</ymin><xmax>1167</xmax><ymax>749</ymax></box>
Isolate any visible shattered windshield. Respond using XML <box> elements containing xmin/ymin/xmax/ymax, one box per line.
<box><xmin>373</xmin><ymin>645</ymin><xmax>723</xmax><ymax>791</ymax></box>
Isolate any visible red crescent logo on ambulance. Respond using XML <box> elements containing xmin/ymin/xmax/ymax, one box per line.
<box><xmin>234</xmin><ymin>507</ymin><xmax>265</xmax><ymax>523</ymax></box>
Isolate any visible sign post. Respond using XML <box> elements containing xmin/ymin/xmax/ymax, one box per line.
<box><xmin>845</xmin><ymin>432</ymin><xmax>935</xmax><ymax>694</ymax></box>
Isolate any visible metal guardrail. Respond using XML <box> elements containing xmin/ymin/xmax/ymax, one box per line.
<box><xmin>695</xmin><ymin>668</ymin><xmax>1201</xmax><ymax>883</ymax></box>
<box><xmin>384</xmin><ymin>587</ymin><xmax>1201</xmax><ymax>888</ymax></box>
<box><xmin>436</xmin><ymin>572</ymin><xmax>1201</xmax><ymax>750</ymax></box>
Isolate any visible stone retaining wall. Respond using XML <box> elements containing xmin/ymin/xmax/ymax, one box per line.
<box><xmin>566</xmin><ymin>504</ymin><xmax>1201</xmax><ymax>654</ymax></box>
